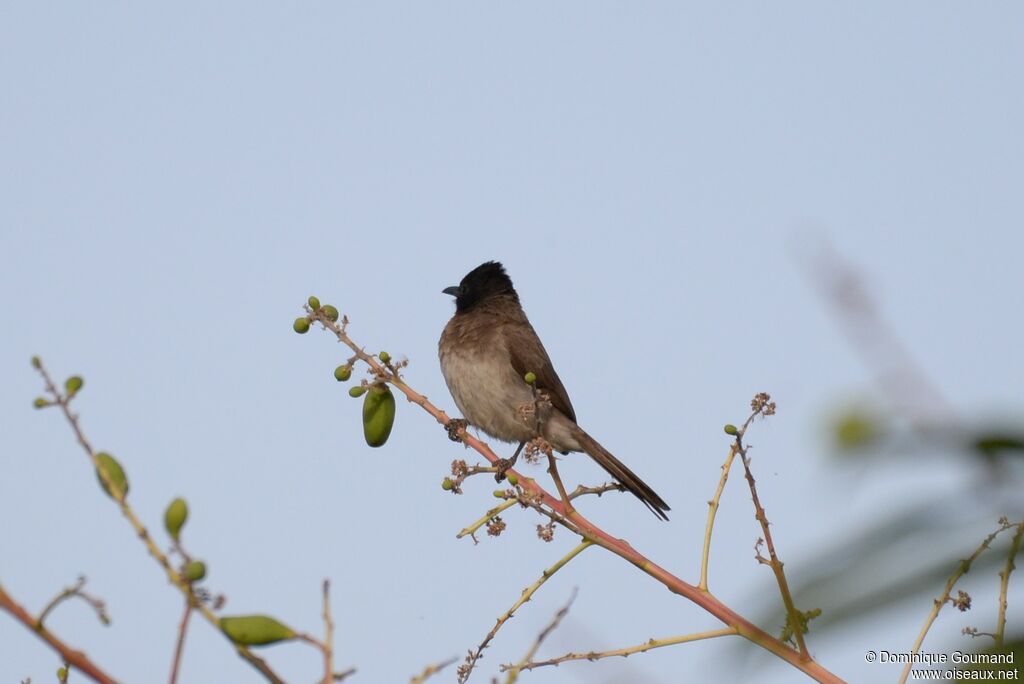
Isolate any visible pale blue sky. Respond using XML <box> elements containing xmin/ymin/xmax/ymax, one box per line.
<box><xmin>2</xmin><ymin>4</ymin><xmax>1022</xmax><ymax>683</ymax></box>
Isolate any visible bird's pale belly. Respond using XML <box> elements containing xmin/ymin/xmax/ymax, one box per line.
<box><xmin>439</xmin><ymin>348</ymin><xmax>536</xmax><ymax>444</ymax></box>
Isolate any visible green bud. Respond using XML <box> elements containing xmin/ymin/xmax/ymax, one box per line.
<box><xmin>219</xmin><ymin>615</ymin><xmax>296</xmax><ymax>646</ymax></box>
<box><xmin>362</xmin><ymin>385</ymin><xmax>396</xmax><ymax>447</ymax></box>
<box><xmin>524</xmin><ymin>371</ymin><xmax>537</xmax><ymax>385</ymax></box>
<box><xmin>441</xmin><ymin>477</ymin><xmax>454</xmax><ymax>491</ymax></box>
<box><xmin>57</xmin><ymin>667</ymin><xmax>67</xmax><ymax>681</ymax></box>
<box><xmin>321</xmin><ymin>305</ymin><xmax>340</xmax><ymax>322</ymax></box>
<box><xmin>164</xmin><ymin>497</ymin><xmax>189</xmax><ymax>541</ymax></box>
<box><xmin>334</xmin><ymin>365</ymin><xmax>352</xmax><ymax>382</ymax></box>
<box><xmin>65</xmin><ymin>376</ymin><xmax>84</xmax><ymax>395</ymax></box>
<box><xmin>184</xmin><ymin>560</ymin><xmax>207</xmax><ymax>582</ymax></box>
<box><xmin>95</xmin><ymin>452</ymin><xmax>129</xmax><ymax>500</ymax></box>
<box><xmin>724</xmin><ymin>424</ymin><xmax>739</xmax><ymax>436</ymax></box>
<box><xmin>31</xmin><ymin>356</ymin><xmax>41</xmax><ymax>369</ymax></box>
<box><xmin>349</xmin><ymin>385</ymin><xmax>367</xmax><ymax>398</ymax></box>
<box><xmin>493</xmin><ymin>490</ymin><xmax>506</xmax><ymax>498</ymax></box>
<box><xmin>33</xmin><ymin>397</ymin><xmax>48</xmax><ymax>409</ymax></box>
<box><xmin>507</xmin><ymin>473</ymin><xmax>519</xmax><ymax>486</ymax></box>
<box><xmin>307</xmin><ymin>295</ymin><xmax>321</xmax><ymax>310</ymax></box>
<box><xmin>378</xmin><ymin>351</ymin><xmax>391</xmax><ymax>363</ymax></box>
<box><xmin>293</xmin><ymin>317</ymin><xmax>310</xmax><ymax>334</ymax></box>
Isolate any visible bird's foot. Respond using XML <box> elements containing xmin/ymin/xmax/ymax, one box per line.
<box><xmin>493</xmin><ymin>458</ymin><xmax>515</xmax><ymax>482</ymax></box>
<box><xmin>446</xmin><ymin>418</ymin><xmax>469</xmax><ymax>442</ymax></box>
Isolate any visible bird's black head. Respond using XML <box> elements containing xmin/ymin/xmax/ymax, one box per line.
<box><xmin>443</xmin><ymin>261</ymin><xmax>518</xmax><ymax>313</ymax></box>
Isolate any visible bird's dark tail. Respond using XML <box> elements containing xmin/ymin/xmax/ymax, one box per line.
<box><xmin>572</xmin><ymin>427</ymin><xmax>670</xmax><ymax>521</ymax></box>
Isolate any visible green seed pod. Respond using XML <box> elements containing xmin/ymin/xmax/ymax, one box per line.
<box><xmin>33</xmin><ymin>397</ymin><xmax>47</xmax><ymax>409</ymax></box>
<box><xmin>378</xmin><ymin>351</ymin><xmax>391</xmax><ymax>363</ymax></box>
<box><xmin>349</xmin><ymin>385</ymin><xmax>367</xmax><ymax>398</ymax></box>
<box><xmin>441</xmin><ymin>477</ymin><xmax>454</xmax><ymax>491</ymax></box>
<box><xmin>95</xmin><ymin>452</ymin><xmax>129</xmax><ymax>500</ymax></box>
<box><xmin>321</xmin><ymin>305</ymin><xmax>340</xmax><ymax>322</ymax></box>
<box><xmin>524</xmin><ymin>371</ymin><xmax>537</xmax><ymax>385</ymax></box>
<box><xmin>507</xmin><ymin>473</ymin><xmax>519</xmax><ymax>486</ymax></box>
<box><xmin>184</xmin><ymin>560</ymin><xmax>207</xmax><ymax>582</ymax></box>
<box><xmin>65</xmin><ymin>376</ymin><xmax>84</xmax><ymax>395</ymax></box>
<box><xmin>307</xmin><ymin>295</ymin><xmax>321</xmax><ymax>310</ymax></box>
<box><xmin>293</xmin><ymin>317</ymin><xmax>310</xmax><ymax>334</ymax></box>
<box><xmin>362</xmin><ymin>385</ymin><xmax>396</xmax><ymax>448</ymax></box>
<box><xmin>334</xmin><ymin>365</ymin><xmax>352</xmax><ymax>382</ymax></box>
<box><xmin>723</xmin><ymin>424</ymin><xmax>739</xmax><ymax>436</ymax></box>
<box><xmin>31</xmin><ymin>356</ymin><xmax>41</xmax><ymax>369</ymax></box>
<box><xmin>164</xmin><ymin>497</ymin><xmax>189</xmax><ymax>541</ymax></box>
<box><xmin>219</xmin><ymin>615</ymin><xmax>296</xmax><ymax>646</ymax></box>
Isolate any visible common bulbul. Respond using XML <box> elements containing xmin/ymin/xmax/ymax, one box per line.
<box><xmin>439</xmin><ymin>261</ymin><xmax>671</xmax><ymax>520</ymax></box>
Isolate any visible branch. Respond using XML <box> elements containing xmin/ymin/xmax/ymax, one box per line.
<box><xmin>303</xmin><ymin>309</ymin><xmax>846</xmax><ymax>684</ymax></box>
<box><xmin>0</xmin><ymin>583</ymin><xmax>118</xmax><ymax>684</ymax></box>
<box><xmin>168</xmin><ymin>595</ymin><xmax>193</xmax><ymax>684</ymax></box>
<box><xmin>700</xmin><ymin>444</ymin><xmax>738</xmax><ymax>591</ymax></box>
<box><xmin>37</xmin><ymin>576</ymin><xmax>109</xmax><ymax>628</ymax></box>
<box><xmin>32</xmin><ymin>360</ymin><xmax>287</xmax><ymax>684</ymax></box>
<box><xmin>503</xmin><ymin>589</ymin><xmax>577</xmax><ymax>684</ymax></box>
<box><xmin>898</xmin><ymin>518</ymin><xmax>1017</xmax><ymax>684</ymax></box>
<box><xmin>458</xmin><ymin>541</ymin><xmax>592</xmax><ymax>683</ymax></box>
<box><xmin>504</xmin><ymin>626</ymin><xmax>737</xmax><ymax>672</ymax></box>
<box><xmin>409</xmin><ymin>657</ymin><xmax>457</xmax><ymax>684</ymax></box>
<box><xmin>457</xmin><ymin>499</ymin><xmax>518</xmax><ymax>543</ymax></box>
<box><xmin>995</xmin><ymin>522</ymin><xmax>1024</xmax><ymax>648</ymax></box>
<box><xmin>322</xmin><ymin>579</ymin><xmax>335</xmax><ymax>684</ymax></box>
<box><xmin>733</xmin><ymin>394</ymin><xmax>809</xmax><ymax>658</ymax></box>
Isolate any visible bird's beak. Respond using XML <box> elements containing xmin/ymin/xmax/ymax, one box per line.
<box><xmin>442</xmin><ymin>286</ymin><xmax>461</xmax><ymax>297</ymax></box>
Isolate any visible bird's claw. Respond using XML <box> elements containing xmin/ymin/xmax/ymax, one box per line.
<box><xmin>493</xmin><ymin>458</ymin><xmax>515</xmax><ymax>482</ymax></box>
<box><xmin>446</xmin><ymin>418</ymin><xmax>469</xmax><ymax>442</ymax></box>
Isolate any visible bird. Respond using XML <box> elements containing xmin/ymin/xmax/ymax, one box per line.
<box><xmin>438</xmin><ymin>261</ymin><xmax>670</xmax><ymax>520</ymax></box>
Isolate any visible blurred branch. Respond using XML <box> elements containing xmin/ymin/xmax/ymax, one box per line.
<box><xmin>797</xmin><ymin>237</ymin><xmax>955</xmax><ymax>428</ymax></box>
<box><xmin>409</xmin><ymin>657</ymin><xmax>457</xmax><ymax>684</ymax></box>
<box><xmin>0</xmin><ymin>583</ymin><xmax>118</xmax><ymax>684</ymax></box>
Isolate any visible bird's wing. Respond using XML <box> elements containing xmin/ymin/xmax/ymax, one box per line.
<box><xmin>503</xmin><ymin>319</ymin><xmax>577</xmax><ymax>423</ymax></box>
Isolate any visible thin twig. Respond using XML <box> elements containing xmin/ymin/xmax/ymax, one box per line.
<box><xmin>995</xmin><ymin>522</ymin><xmax>1024</xmax><ymax>648</ymax></box>
<box><xmin>322</xmin><ymin>579</ymin><xmax>334</xmax><ymax>684</ymax></box>
<box><xmin>410</xmin><ymin>657</ymin><xmax>457</xmax><ymax>684</ymax></box>
<box><xmin>457</xmin><ymin>499</ymin><xmax>518</xmax><ymax>542</ymax></box>
<box><xmin>505</xmin><ymin>626</ymin><xmax>738</xmax><ymax>671</ymax></box>
<box><xmin>503</xmin><ymin>589</ymin><xmax>578</xmax><ymax>684</ymax></box>
<box><xmin>37</xmin><ymin>576</ymin><xmax>110</xmax><ymax>628</ymax></box>
<box><xmin>898</xmin><ymin>519</ymin><xmax>1016</xmax><ymax>684</ymax></box>
<box><xmin>732</xmin><ymin>395</ymin><xmax>809</xmax><ymax>659</ymax></box>
<box><xmin>168</xmin><ymin>595</ymin><xmax>193</xmax><ymax>684</ymax></box>
<box><xmin>458</xmin><ymin>541</ymin><xmax>592</xmax><ymax>683</ymax></box>
<box><xmin>33</xmin><ymin>360</ymin><xmax>287</xmax><ymax>684</ymax></box>
<box><xmin>700</xmin><ymin>444</ymin><xmax>738</xmax><ymax>591</ymax></box>
<box><xmin>0</xmin><ymin>583</ymin><xmax>118</xmax><ymax>684</ymax></box>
